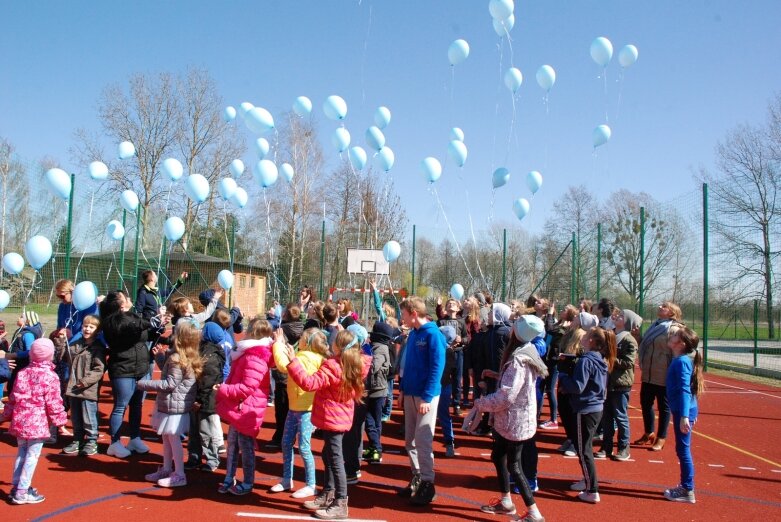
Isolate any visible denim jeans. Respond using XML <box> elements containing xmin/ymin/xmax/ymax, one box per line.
<box><xmin>436</xmin><ymin>383</ymin><xmax>454</xmax><ymax>445</ymax></box>
<box><xmin>382</xmin><ymin>379</ymin><xmax>394</xmax><ymax>417</ymax></box>
<box><xmin>322</xmin><ymin>430</ymin><xmax>347</xmax><ymax>499</ymax></box>
<box><xmin>109</xmin><ymin>377</ymin><xmax>143</xmax><ymax>442</ymax></box>
<box><xmin>491</xmin><ymin>431</ymin><xmax>535</xmax><ymax>508</ymax></box>
<box><xmin>672</xmin><ymin>411</ymin><xmax>697</xmax><ymax>490</ymax></box>
<box><xmin>70</xmin><ymin>397</ymin><xmax>99</xmax><ymax>443</ymax></box>
<box><xmin>364</xmin><ymin>396</ymin><xmax>385</xmax><ymax>451</ymax></box>
<box><xmin>225</xmin><ymin>425</ymin><xmax>256</xmax><ymax>487</ymax></box>
<box><xmin>452</xmin><ymin>350</ymin><xmax>464</xmax><ymax>406</ymax></box>
<box><xmin>640</xmin><ymin>382</ymin><xmax>670</xmax><ymax>439</ymax></box>
<box><xmin>602</xmin><ymin>389</ymin><xmax>631</xmax><ymax>452</ymax></box>
<box><xmin>281</xmin><ymin>411</ymin><xmax>316</xmax><ymax>487</ymax></box>
<box><xmin>13</xmin><ymin>438</ymin><xmax>45</xmax><ymax>492</ymax></box>
<box><xmin>545</xmin><ymin>363</ymin><xmax>559</xmax><ymax>422</ymax></box>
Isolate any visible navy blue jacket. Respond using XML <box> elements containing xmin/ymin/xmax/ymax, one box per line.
<box><xmin>559</xmin><ymin>351</ymin><xmax>608</xmax><ymax>414</ymax></box>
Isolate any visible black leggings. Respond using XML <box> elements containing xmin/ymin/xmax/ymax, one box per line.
<box><xmin>640</xmin><ymin>382</ymin><xmax>670</xmax><ymax>439</ymax></box>
<box><xmin>558</xmin><ymin>391</ymin><xmax>576</xmax><ymax>442</ymax></box>
<box><xmin>491</xmin><ymin>431</ymin><xmax>535</xmax><ymax>507</ymax></box>
<box><xmin>575</xmin><ymin>411</ymin><xmax>602</xmax><ymax>493</ymax></box>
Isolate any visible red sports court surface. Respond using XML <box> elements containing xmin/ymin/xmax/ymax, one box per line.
<box><xmin>1</xmin><ymin>370</ymin><xmax>779</xmax><ymax>521</ymax></box>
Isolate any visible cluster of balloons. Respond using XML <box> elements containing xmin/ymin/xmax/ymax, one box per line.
<box><xmin>447</xmin><ymin>127</ymin><xmax>468</xmax><ymax>168</ymax></box>
<box><xmin>1</xmin><ymin>235</ymin><xmax>54</xmax><ymax>289</ymax></box>
<box><xmin>590</xmin><ymin>36</ymin><xmax>639</xmax><ymax>69</ymax></box>
<box><xmin>488</xmin><ymin>0</ymin><xmax>515</xmax><ymax>37</ymax></box>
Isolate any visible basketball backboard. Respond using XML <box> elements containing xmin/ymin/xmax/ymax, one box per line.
<box><xmin>346</xmin><ymin>248</ymin><xmax>390</xmax><ymax>275</ymax></box>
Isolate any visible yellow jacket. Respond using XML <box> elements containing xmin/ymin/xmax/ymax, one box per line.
<box><xmin>273</xmin><ymin>341</ymin><xmax>325</xmax><ymax>412</ymax></box>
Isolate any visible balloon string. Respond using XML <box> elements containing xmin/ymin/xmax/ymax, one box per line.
<box><xmin>155</xmin><ymin>181</ymin><xmax>174</xmax><ymax>280</ymax></box>
<box><xmin>360</xmin><ymin>2</ymin><xmax>373</xmax><ymax>106</ymax></box>
<box><xmin>432</xmin><ymin>185</ymin><xmax>474</xmax><ymax>284</ymax></box>
<box><xmin>543</xmin><ymin>93</ymin><xmax>550</xmax><ymax>170</ymax></box>
<box><xmin>73</xmin><ymin>190</ymin><xmax>97</xmax><ymax>282</ymax></box>
<box><xmin>603</xmin><ymin>68</ymin><xmax>609</xmax><ymax>123</ymax></box>
<box><xmin>263</xmin><ymin>189</ymin><xmax>279</xmax><ymax>301</ymax></box>
<box><xmin>615</xmin><ymin>69</ymin><xmax>625</xmax><ymax>121</ymax></box>
<box><xmin>464</xmin><ymin>186</ymin><xmax>487</xmax><ymax>287</ymax></box>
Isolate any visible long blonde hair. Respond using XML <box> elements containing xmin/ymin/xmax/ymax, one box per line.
<box><xmin>300</xmin><ymin>328</ymin><xmax>329</xmax><ymax>357</ymax></box>
<box><xmin>333</xmin><ymin>330</ymin><xmax>365</xmax><ymax>402</ymax></box>
<box><xmin>561</xmin><ymin>328</ymin><xmax>586</xmax><ymax>356</ymax></box>
<box><xmin>173</xmin><ymin>320</ymin><xmax>203</xmax><ymax>378</ymax></box>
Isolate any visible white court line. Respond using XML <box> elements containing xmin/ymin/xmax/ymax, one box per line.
<box><xmin>708</xmin><ymin>464</ymin><xmax>725</xmax><ymax>468</ymax></box>
<box><xmin>237</xmin><ymin>513</ymin><xmax>386</xmax><ymax>522</ymax></box>
<box><xmin>480</xmin><ymin>453</ymin><xmax>491</xmax><ymax>456</ymax></box>
<box><xmin>384</xmin><ymin>450</ymin><xmax>400</xmax><ymax>454</ymax></box>
<box><xmin>538</xmin><ymin>454</ymin><xmax>551</xmax><ymax>458</ymax></box>
<box><xmin>704</xmin><ymin>379</ymin><xmax>781</xmax><ymax>399</ymax></box>
<box><xmin>739</xmin><ymin>466</ymin><xmax>757</xmax><ymax>471</ymax></box>
<box><xmin>771</xmin><ymin>469</ymin><xmax>781</xmax><ymax>473</ymax></box>
<box><xmin>563</xmin><ymin>456</ymin><xmax>578</xmax><ymax>459</ymax></box>
<box><xmin>649</xmin><ymin>460</ymin><xmax>665</xmax><ymax>464</ymax></box>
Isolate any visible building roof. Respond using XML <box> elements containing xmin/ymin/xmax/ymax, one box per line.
<box><xmin>74</xmin><ymin>250</ymin><xmax>268</xmax><ymax>274</ymax></box>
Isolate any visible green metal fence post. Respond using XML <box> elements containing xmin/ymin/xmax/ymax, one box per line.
<box><xmin>702</xmin><ymin>183</ymin><xmax>709</xmax><ymax>371</ymax></box>
<box><xmin>570</xmin><ymin>232</ymin><xmax>576</xmax><ymax>305</ymax></box>
<box><xmin>132</xmin><ymin>206</ymin><xmax>142</xmax><ymax>294</ymax></box>
<box><xmin>753</xmin><ymin>299</ymin><xmax>759</xmax><ymax>368</ymax></box>
<box><xmin>639</xmin><ymin>206</ymin><xmax>646</xmax><ymax>324</ymax></box>
<box><xmin>596</xmin><ymin>223</ymin><xmax>602</xmax><ymax>301</ymax></box>
<box><xmin>64</xmin><ymin>173</ymin><xmax>75</xmax><ymax>280</ymax></box>
<box><xmin>119</xmin><ymin>210</ymin><xmax>127</xmax><ymax>288</ymax></box>
<box><xmin>229</xmin><ymin>216</ymin><xmax>236</xmax><ymax>308</ymax></box>
<box><xmin>411</xmin><ymin>224</ymin><xmax>417</xmax><ymax>295</ymax></box>
<box><xmin>501</xmin><ymin>228</ymin><xmax>507</xmax><ymax>301</ymax></box>
<box><xmin>319</xmin><ymin>220</ymin><xmax>325</xmax><ymax>300</ymax></box>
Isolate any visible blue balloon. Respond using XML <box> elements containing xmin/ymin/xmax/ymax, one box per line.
<box><xmin>421</xmin><ymin>157</ymin><xmax>442</xmax><ymax>183</ymax></box>
<box><xmin>332</xmin><ymin>127</ymin><xmax>351</xmax><ymax>153</ymax></box>
<box><xmin>230</xmin><ymin>187</ymin><xmax>248</xmax><ymax>209</ymax></box>
<box><xmin>593</xmin><ymin>124</ymin><xmax>612</xmax><ymax>148</ymax></box>
<box><xmin>492</xmin><ymin>168</ymin><xmax>510</xmax><ymax>188</ymax></box>
<box><xmin>164</xmin><ymin>216</ymin><xmax>185</xmax><ymax>242</ymax></box>
<box><xmin>280</xmin><ymin>163</ymin><xmax>294</xmax><ymax>183</ymax></box>
<box><xmin>223</xmin><ymin>106</ymin><xmax>237</xmax><ymax>122</ymax></box>
<box><xmin>184</xmin><ymin>174</ymin><xmax>210</xmax><ymax>203</ymax></box>
<box><xmin>2</xmin><ymin>252</ymin><xmax>24</xmax><ymax>275</ymax></box>
<box><xmin>253</xmin><ymin>159</ymin><xmax>278</xmax><ymax>188</ymax></box>
<box><xmin>374</xmin><ymin>106</ymin><xmax>391</xmax><ymax>129</ymax></box>
<box><xmin>161</xmin><ymin>158</ymin><xmax>183</xmax><ymax>181</ymax></box>
<box><xmin>218</xmin><ymin>177</ymin><xmax>237</xmax><ymax>201</ymax></box>
<box><xmin>512</xmin><ymin>198</ymin><xmax>530</xmax><ymax>220</ymax></box>
<box><xmin>323</xmin><ymin>95</ymin><xmax>347</xmax><ymax>121</ymax></box>
<box><xmin>492</xmin><ymin>13</ymin><xmax>515</xmax><ymax>37</ymax></box>
<box><xmin>504</xmin><ymin>67</ymin><xmax>523</xmax><ymax>93</ymax></box>
<box><xmin>450</xmin><ymin>127</ymin><xmax>465</xmax><ymax>142</ymax></box>
<box><xmin>45</xmin><ymin>168</ymin><xmax>71</xmax><ymax>200</ymax></box>
<box><xmin>255</xmin><ymin>138</ymin><xmax>270</xmax><ymax>159</ymax></box>
<box><xmin>450</xmin><ymin>283</ymin><xmax>464</xmax><ymax>300</ymax></box>
<box><xmin>218</xmin><ymin>269</ymin><xmax>234</xmax><ymax>290</ymax></box>
<box><xmin>619</xmin><ymin>44</ymin><xmax>639</xmax><ymax>67</ymax></box>
<box><xmin>245</xmin><ymin>107</ymin><xmax>274</xmax><ymax>134</ymax></box>
<box><xmin>349</xmin><ymin>146</ymin><xmax>367</xmax><ymax>171</ymax></box>
<box><xmin>24</xmin><ymin>235</ymin><xmax>53</xmax><ymax>270</ymax></box>
<box><xmin>526</xmin><ymin>171</ymin><xmax>543</xmax><ymax>194</ymax></box>
<box><xmin>118</xmin><ymin>141</ymin><xmax>135</xmax><ymax>160</ymax></box>
<box><xmin>88</xmin><ymin>161</ymin><xmax>108</xmax><ymax>181</ymax></box>
<box><xmin>0</xmin><ymin>290</ymin><xmax>9</xmax><ymax>311</ymax></box>
<box><xmin>365</xmin><ymin>126</ymin><xmax>386</xmax><ymax>152</ymax></box>
<box><xmin>120</xmin><ymin>190</ymin><xmax>139</xmax><ymax>212</ymax></box>
<box><xmin>382</xmin><ymin>241</ymin><xmax>401</xmax><ymax>262</ymax></box>
<box><xmin>536</xmin><ymin>65</ymin><xmax>556</xmax><ymax>91</ymax></box>
<box><xmin>293</xmin><ymin>96</ymin><xmax>312</xmax><ymax>117</ymax></box>
<box><xmin>590</xmin><ymin>36</ymin><xmax>614</xmax><ymax>67</ymax></box>
<box><xmin>239</xmin><ymin>102</ymin><xmax>254</xmax><ymax>117</ymax></box>
<box><xmin>376</xmin><ymin>147</ymin><xmax>395</xmax><ymax>172</ymax></box>
<box><xmin>229</xmin><ymin>159</ymin><xmax>245</xmax><ymax>177</ymax></box>
<box><xmin>105</xmin><ymin>220</ymin><xmax>125</xmax><ymax>241</ymax></box>
<box><xmin>448</xmin><ymin>39</ymin><xmax>470</xmax><ymax>66</ymax></box>
<box><xmin>489</xmin><ymin>0</ymin><xmax>514</xmax><ymax>20</ymax></box>
<box><xmin>73</xmin><ymin>281</ymin><xmax>98</xmax><ymax>311</ymax></box>
<box><xmin>447</xmin><ymin>140</ymin><xmax>468</xmax><ymax>168</ymax></box>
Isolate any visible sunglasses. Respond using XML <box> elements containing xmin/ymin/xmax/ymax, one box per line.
<box><xmin>57</xmin><ymin>292</ymin><xmax>71</xmax><ymax>299</ymax></box>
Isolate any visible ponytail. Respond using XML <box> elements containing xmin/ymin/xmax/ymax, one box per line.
<box><xmin>675</xmin><ymin>324</ymin><xmax>705</xmax><ymax>397</ymax></box>
<box><xmin>692</xmin><ymin>348</ymin><xmax>705</xmax><ymax>397</ymax></box>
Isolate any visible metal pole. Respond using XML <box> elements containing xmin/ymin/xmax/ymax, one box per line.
<box><xmin>411</xmin><ymin>224</ymin><xmax>417</xmax><ymax>295</ymax></box>
<box><xmin>132</xmin><ymin>206</ymin><xmax>142</xmax><ymax>294</ymax></box>
<box><xmin>64</xmin><ymin>173</ymin><xmax>75</xmax><ymax>280</ymax></box>
<box><xmin>530</xmin><ymin>239</ymin><xmax>572</xmax><ymax>297</ymax></box>
<box><xmin>501</xmin><ymin>228</ymin><xmax>507</xmax><ymax>302</ymax></box>
<box><xmin>319</xmin><ymin>220</ymin><xmax>325</xmax><ymax>300</ymax></box>
<box><xmin>570</xmin><ymin>232</ymin><xmax>576</xmax><ymax>305</ymax></box>
<box><xmin>703</xmin><ymin>183</ymin><xmax>709</xmax><ymax>371</ymax></box>
<box><xmin>119</xmin><ymin>209</ymin><xmax>127</xmax><ymax>288</ymax></box>
<box><xmin>639</xmin><ymin>206</ymin><xmax>646</xmax><ymax>324</ymax></box>
<box><xmin>753</xmin><ymin>299</ymin><xmax>759</xmax><ymax>368</ymax></box>
<box><xmin>596</xmin><ymin>223</ymin><xmax>602</xmax><ymax>301</ymax></box>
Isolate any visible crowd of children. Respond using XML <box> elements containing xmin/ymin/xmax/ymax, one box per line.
<box><xmin>0</xmin><ymin>278</ymin><xmax>705</xmax><ymax>519</ymax></box>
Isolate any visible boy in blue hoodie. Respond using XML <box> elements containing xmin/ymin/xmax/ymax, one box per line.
<box><xmin>397</xmin><ymin>297</ymin><xmax>445</xmax><ymax>507</ymax></box>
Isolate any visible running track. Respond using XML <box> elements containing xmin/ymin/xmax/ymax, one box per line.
<box><xmin>1</xmin><ymin>370</ymin><xmax>779</xmax><ymax>521</ymax></box>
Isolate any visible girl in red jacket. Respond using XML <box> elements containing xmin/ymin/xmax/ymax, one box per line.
<box><xmin>216</xmin><ymin>318</ymin><xmax>273</xmax><ymax>496</ymax></box>
<box><xmin>284</xmin><ymin>330</ymin><xmax>371</xmax><ymax>521</ymax></box>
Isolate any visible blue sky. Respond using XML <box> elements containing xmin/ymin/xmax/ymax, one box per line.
<box><xmin>2</xmin><ymin>0</ymin><xmax>780</xmax><ymax>241</ymax></box>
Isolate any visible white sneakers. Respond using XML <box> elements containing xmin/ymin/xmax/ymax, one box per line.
<box><xmin>569</xmin><ymin>479</ymin><xmax>586</xmax><ymax>491</ymax></box>
<box><xmin>107</xmin><ymin>441</ymin><xmax>132</xmax><ymax>458</ymax></box>
<box><xmin>578</xmin><ymin>491</ymin><xmax>601</xmax><ymax>503</ymax></box>
<box><xmin>292</xmin><ymin>485</ymin><xmax>317</xmax><ymax>499</ymax></box>
<box><xmin>126</xmin><ymin>437</ymin><xmax>150</xmax><ymax>454</ymax></box>
<box><xmin>269</xmin><ymin>481</ymin><xmax>293</xmax><ymax>493</ymax></box>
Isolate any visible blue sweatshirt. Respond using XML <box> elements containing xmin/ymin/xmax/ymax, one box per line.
<box><xmin>558</xmin><ymin>351</ymin><xmax>608</xmax><ymax>414</ymax></box>
<box><xmin>400</xmin><ymin>321</ymin><xmax>446</xmax><ymax>403</ymax></box>
<box><xmin>666</xmin><ymin>353</ymin><xmax>698</xmax><ymax>420</ymax></box>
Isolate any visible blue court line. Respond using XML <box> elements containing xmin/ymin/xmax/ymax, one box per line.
<box><xmin>30</xmin><ymin>487</ymin><xmax>158</xmax><ymax>522</ymax></box>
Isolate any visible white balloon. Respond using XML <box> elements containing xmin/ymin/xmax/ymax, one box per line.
<box><xmin>88</xmin><ymin>161</ymin><xmax>109</xmax><ymax>181</ymax></box>
<box><xmin>245</xmin><ymin>107</ymin><xmax>275</xmax><ymax>134</ymax></box>
<box><xmin>293</xmin><ymin>96</ymin><xmax>313</xmax><ymax>117</ymax></box>
<box><xmin>590</xmin><ymin>36</ymin><xmax>614</xmax><ymax>67</ymax></box>
<box><xmin>105</xmin><ymin>220</ymin><xmax>125</xmax><ymax>241</ymax></box>
<box><xmin>504</xmin><ymin>67</ymin><xmax>523</xmax><ymax>93</ymax></box>
<box><xmin>218</xmin><ymin>177</ymin><xmax>238</xmax><ymax>201</ymax></box>
<box><xmin>280</xmin><ymin>163</ymin><xmax>294</xmax><ymax>183</ymax></box>
<box><xmin>618</xmin><ymin>44</ymin><xmax>639</xmax><ymax>67</ymax></box>
<box><xmin>593</xmin><ymin>124</ymin><xmax>612</xmax><ymax>148</ymax></box>
<box><xmin>120</xmin><ymin>190</ymin><xmax>139</xmax><ymax>212</ymax></box>
<box><xmin>374</xmin><ymin>106</ymin><xmax>391</xmax><ymax>129</ymax></box>
<box><xmin>448</xmin><ymin>39</ymin><xmax>470</xmax><ymax>66</ymax></box>
<box><xmin>239</xmin><ymin>102</ymin><xmax>254</xmax><ymax>118</ymax></box>
<box><xmin>118</xmin><ymin>141</ymin><xmax>135</xmax><ymax>160</ymax></box>
<box><xmin>492</xmin><ymin>13</ymin><xmax>515</xmax><ymax>37</ymax></box>
<box><xmin>450</xmin><ymin>127</ymin><xmax>465</xmax><ymax>142</ymax></box>
<box><xmin>161</xmin><ymin>158</ymin><xmax>183</xmax><ymax>181</ymax></box>
<box><xmin>229</xmin><ymin>159</ymin><xmax>245</xmax><ymax>177</ymax></box>
<box><xmin>536</xmin><ymin>65</ymin><xmax>556</xmax><ymax>91</ymax></box>
<box><xmin>489</xmin><ymin>0</ymin><xmax>514</xmax><ymax>20</ymax></box>
<box><xmin>223</xmin><ymin>106</ymin><xmax>237</xmax><ymax>122</ymax></box>
<box><xmin>255</xmin><ymin>138</ymin><xmax>270</xmax><ymax>159</ymax></box>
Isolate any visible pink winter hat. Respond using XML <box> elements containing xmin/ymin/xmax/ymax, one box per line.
<box><xmin>30</xmin><ymin>338</ymin><xmax>55</xmax><ymax>362</ymax></box>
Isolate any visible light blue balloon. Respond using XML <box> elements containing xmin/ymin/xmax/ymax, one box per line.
<box><xmin>164</xmin><ymin>216</ymin><xmax>185</xmax><ymax>242</ymax></box>
<box><xmin>229</xmin><ymin>159</ymin><xmax>245</xmax><ymax>177</ymax></box>
<box><xmin>280</xmin><ymin>163</ymin><xmax>294</xmax><ymax>183</ymax></box>
<box><xmin>492</xmin><ymin>13</ymin><xmax>515</xmax><ymax>37</ymax></box>
<box><xmin>447</xmin><ymin>140</ymin><xmax>468</xmax><ymax>168</ymax></box>
<box><xmin>374</xmin><ymin>106</ymin><xmax>391</xmax><ymax>129</ymax></box>
<box><xmin>184</xmin><ymin>174</ymin><xmax>210</xmax><ymax>203</ymax></box>
<box><xmin>293</xmin><ymin>96</ymin><xmax>312</xmax><ymax>117</ymax></box>
<box><xmin>45</xmin><ymin>168</ymin><xmax>71</xmax><ymax>200</ymax></box>
<box><xmin>590</xmin><ymin>36</ymin><xmax>614</xmax><ymax>67</ymax></box>
<box><xmin>223</xmin><ymin>106</ymin><xmax>237</xmax><ymax>122</ymax></box>
<box><xmin>512</xmin><ymin>198</ymin><xmax>530</xmax><ymax>220</ymax></box>
<box><xmin>492</xmin><ymin>167</ymin><xmax>510</xmax><ymax>188</ymax></box>
<box><xmin>73</xmin><ymin>281</ymin><xmax>98</xmax><ymax>311</ymax></box>
<box><xmin>323</xmin><ymin>95</ymin><xmax>347</xmax><ymax>121</ymax></box>
<box><xmin>332</xmin><ymin>127</ymin><xmax>351</xmax><ymax>153</ymax></box>
<box><xmin>448</xmin><ymin>39</ymin><xmax>470</xmax><ymax>66</ymax></box>
<box><xmin>161</xmin><ymin>158</ymin><xmax>183</xmax><ymax>181</ymax></box>
<box><xmin>230</xmin><ymin>186</ymin><xmax>248</xmax><ymax>209</ymax></box>
<box><xmin>489</xmin><ymin>0</ymin><xmax>514</xmax><ymax>20</ymax></box>
<box><xmin>365</xmin><ymin>126</ymin><xmax>386</xmax><ymax>152</ymax></box>
<box><xmin>504</xmin><ymin>67</ymin><xmax>523</xmax><ymax>93</ymax></box>
<box><xmin>0</xmin><ymin>289</ymin><xmax>9</xmax><ymax>311</ymax></box>
<box><xmin>88</xmin><ymin>161</ymin><xmax>109</xmax><ymax>181</ymax></box>
<box><xmin>118</xmin><ymin>141</ymin><xmax>135</xmax><ymax>160</ymax></box>
<box><xmin>255</xmin><ymin>138</ymin><xmax>270</xmax><ymax>159</ymax></box>
<box><xmin>2</xmin><ymin>252</ymin><xmax>24</xmax><ymax>275</ymax></box>
<box><xmin>526</xmin><ymin>171</ymin><xmax>543</xmax><ymax>194</ymax></box>
<box><xmin>536</xmin><ymin>65</ymin><xmax>556</xmax><ymax>91</ymax></box>
<box><xmin>218</xmin><ymin>269</ymin><xmax>234</xmax><ymax>290</ymax></box>
<box><xmin>618</xmin><ymin>44</ymin><xmax>639</xmax><ymax>67</ymax></box>
<box><xmin>253</xmin><ymin>159</ymin><xmax>278</xmax><ymax>188</ymax></box>
<box><xmin>382</xmin><ymin>241</ymin><xmax>401</xmax><ymax>263</ymax></box>
<box><xmin>450</xmin><ymin>127</ymin><xmax>465</xmax><ymax>142</ymax></box>
<box><xmin>450</xmin><ymin>283</ymin><xmax>464</xmax><ymax>300</ymax></box>
<box><xmin>245</xmin><ymin>107</ymin><xmax>275</xmax><ymax>134</ymax></box>
<box><xmin>593</xmin><ymin>124</ymin><xmax>612</xmax><ymax>148</ymax></box>
<box><xmin>239</xmin><ymin>102</ymin><xmax>254</xmax><ymax>117</ymax></box>
<box><xmin>120</xmin><ymin>190</ymin><xmax>139</xmax><ymax>212</ymax></box>
<box><xmin>24</xmin><ymin>235</ymin><xmax>53</xmax><ymax>270</ymax></box>
<box><xmin>377</xmin><ymin>146</ymin><xmax>395</xmax><ymax>172</ymax></box>
<box><xmin>218</xmin><ymin>177</ymin><xmax>237</xmax><ymax>201</ymax></box>
<box><xmin>105</xmin><ymin>220</ymin><xmax>125</xmax><ymax>241</ymax></box>
<box><xmin>421</xmin><ymin>157</ymin><xmax>442</xmax><ymax>183</ymax></box>
<box><xmin>349</xmin><ymin>146</ymin><xmax>367</xmax><ymax>171</ymax></box>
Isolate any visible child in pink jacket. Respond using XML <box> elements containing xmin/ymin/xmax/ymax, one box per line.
<box><xmin>216</xmin><ymin>317</ymin><xmax>273</xmax><ymax>496</ymax></box>
<box><xmin>1</xmin><ymin>338</ymin><xmax>67</xmax><ymax>505</ymax></box>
